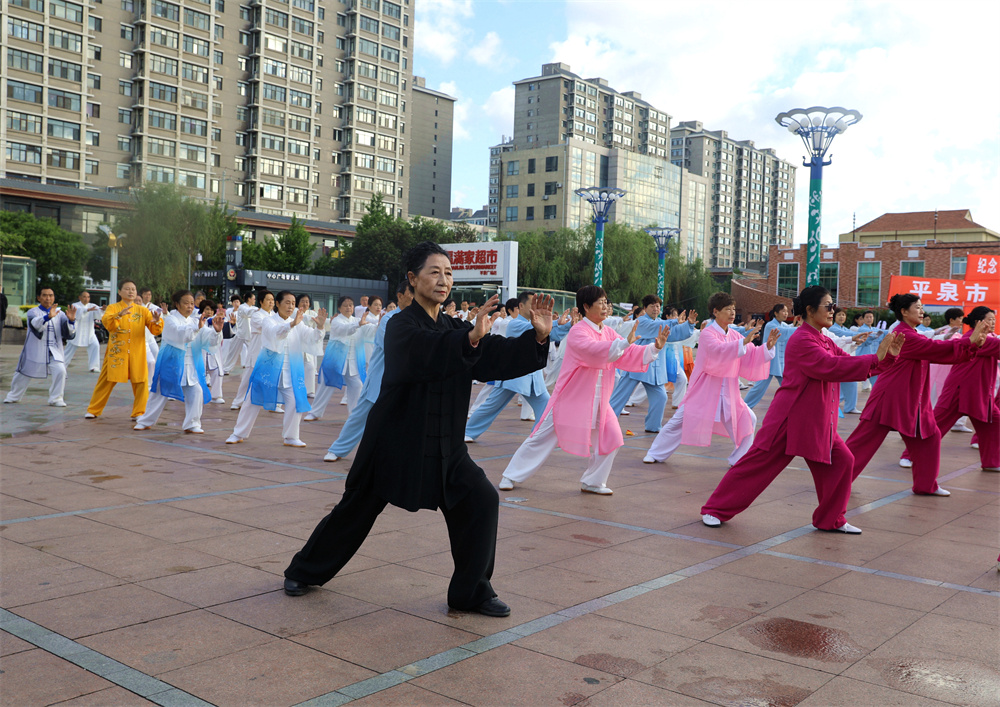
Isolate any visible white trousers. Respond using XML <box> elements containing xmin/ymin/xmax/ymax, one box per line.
<box><xmin>469</xmin><ymin>383</ymin><xmax>494</xmax><ymax>417</ymax></box>
<box><xmin>311</xmin><ymin>373</ymin><xmax>362</xmax><ymax>418</ymax></box>
<box><xmin>207</xmin><ymin>366</ymin><xmax>223</xmax><ymax>401</ymax></box>
<box><xmin>232</xmin><ymin>386</ymin><xmax>302</xmax><ymax>441</ymax></box>
<box><xmin>504</xmin><ymin>412</ymin><xmax>618</xmax><ymax>488</ymax></box>
<box><xmin>671</xmin><ymin>367</ymin><xmax>688</xmax><ymax>407</ymax></box>
<box><xmin>5</xmin><ymin>366</ymin><xmax>67</xmax><ymax>404</ymax></box>
<box><xmin>65</xmin><ymin>340</ymin><xmax>101</xmax><ymax>370</ymax></box>
<box><xmin>646</xmin><ymin>404</ymin><xmax>756</xmax><ymax>467</ymax></box>
<box><xmin>136</xmin><ymin>385</ymin><xmax>203</xmax><ymax>431</ymax></box>
<box><xmin>303</xmin><ymin>354</ymin><xmax>317</xmax><ymax>396</ymax></box>
<box><xmin>233</xmin><ymin>364</ymin><xmax>253</xmax><ymax>407</ymax></box>
<box><xmin>222</xmin><ymin>338</ymin><xmax>245</xmax><ymax>373</ymax></box>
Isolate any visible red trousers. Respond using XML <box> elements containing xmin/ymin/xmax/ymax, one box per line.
<box><xmin>900</xmin><ymin>403</ymin><xmax>999</xmax><ymax>469</ymax></box>
<box><xmin>847</xmin><ymin>421</ymin><xmax>942</xmax><ymax>494</ymax></box>
<box><xmin>701</xmin><ymin>422</ymin><xmax>855</xmax><ymax>530</ymax></box>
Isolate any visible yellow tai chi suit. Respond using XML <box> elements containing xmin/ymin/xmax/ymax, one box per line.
<box><xmin>87</xmin><ymin>300</ymin><xmax>164</xmax><ymax>417</ymax></box>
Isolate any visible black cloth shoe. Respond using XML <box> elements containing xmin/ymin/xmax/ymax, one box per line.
<box><xmin>473</xmin><ymin>596</ymin><xmax>511</xmax><ymax>617</ymax></box>
<box><xmin>283</xmin><ymin>578</ymin><xmax>311</xmax><ymax>596</ymax></box>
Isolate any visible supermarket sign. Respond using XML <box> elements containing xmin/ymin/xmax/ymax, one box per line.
<box><xmin>440</xmin><ymin>241</ymin><xmax>519</xmax><ymax>299</ymax></box>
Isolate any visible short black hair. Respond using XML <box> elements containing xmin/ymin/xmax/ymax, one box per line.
<box><xmin>139</xmin><ymin>287</ymin><xmax>152</xmax><ymax>296</ymax></box>
<box><xmin>888</xmin><ymin>293</ymin><xmax>920</xmax><ymax>319</ymax></box>
<box><xmin>395</xmin><ymin>279</ymin><xmax>409</xmax><ymax>295</ymax></box>
<box><xmin>37</xmin><ymin>286</ymin><xmax>54</xmax><ymax>296</ymax></box>
<box><xmin>708</xmin><ymin>292</ymin><xmax>734</xmax><ymax>314</ymax></box>
<box><xmin>337</xmin><ymin>295</ymin><xmax>354</xmax><ymax>309</ymax></box>
<box><xmin>256</xmin><ymin>289</ymin><xmax>273</xmax><ymax>303</ymax></box>
<box><xmin>792</xmin><ymin>286</ymin><xmax>831</xmax><ymax>317</ymax></box>
<box><xmin>200</xmin><ymin>299</ymin><xmax>217</xmax><ymax>313</ymax></box>
<box><xmin>120</xmin><ymin>278</ymin><xmax>136</xmax><ymax>289</ymax></box>
<box><xmin>296</xmin><ymin>293</ymin><xmax>311</xmax><ymax>307</ymax></box>
<box><xmin>517</xmin><ymin>291</ymin><xmax>532</xmax><ymax>306</ymax></box>
<box><xmin>963</xmin><ymin>306</ymin><xmax>994</xmax><ymax>328</ymax></box>
<box><xmin>230</xmin><ymin>294</ymin><xmax>241</xmax><ymax>302</ymax></box>
<box><xmin>944</xmin><ymin>307</ymin><xmax>965</xmax><ymax>322</ymax></box>
<box><xmin>404</xmin><ymin>241</ymin><xmax>448</xmax><ymax>276</ymax></box>
<box><xmin>275</xmin><ymin>290</ymin><xmax>296</xmax><ymax>306</ymax></box>
<box><xmin>576</xmin><ymin>285</ymin><xmax>606</xmax><ymax>314</ymax></box>
<box><xmin>504</xmin><ymin>298</ymin><xmax>519</xmax><ymax>315</ymax></box>
<box><xmin>770</xmin><ymin>302</ymin><xmax>788</xmax><ymax>319</ymax></box>
<box><xmin>641</xmin><ymin>294</ymin><xmax>661</xmax><ymax>309</ymax></box>
<box><xmin>171</xmin><ymin>289</ymin><xmax>193</xmax><ymax>306</ymax></box>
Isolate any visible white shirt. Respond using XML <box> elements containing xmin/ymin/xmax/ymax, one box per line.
<box><xmin>70</xmin><ymin>301</ymin><xmax>102</xmax><ymax>346</ymax></box>
<box><xmin>30</xmin><ymin>308</ymin><xmax>75</xmax><ymax>363</ymax></box>
<box><xmin>235</xmin><ymin>303</ymin><xmax>256</xmax><ymax>339</ymax></box>
<box><xmin>162</xmin><ymin>310</ymin><xmax>221</xmax><ymax>386</ymax></box>
<box><xmin>328</xmin><ymin>313</ymin><xmax>362</xmax><ymax>376</ymax></box>
<box><xmin>354</xmin><ymin>304</ymin><xmax>368</xmax><ymax>320</ymax></box>
<box><xmin>262</xmin><ymin>312</ymin><xmax>323</xmax><ymax>388</ymax></box>
<box><xmin>301</xmin><ymin>309</ymin><xmax>329</xmax><ymax>356</ymax></box>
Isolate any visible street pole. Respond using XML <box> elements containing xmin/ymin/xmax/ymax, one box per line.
<box><xmin>575</xmin><ymin>187</ymin><xmax>626</xmax><ymax>287</ymax></box>
<box><xmin>775</xmin><ymin>107</ymin><xmax>862</xmax><ymax>286</ymax></box>
<box><xmin>644</xmin><ymin>227</ymin><xmax>680</xmax><ymax>303</ymax></box>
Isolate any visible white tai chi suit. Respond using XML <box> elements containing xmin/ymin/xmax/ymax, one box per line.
<box><xmin>231</xmin><ymin>312</ymin><xmax>323</xmax><ymax>443</ymax></box>
<box><xmin>221</xmin><ymin>304</ymin><xmax>248</xmax><ymax>373</ymax></box>
<box><xmin>232</xmin><ymin>305</ymin><xmax>263</xmax><ymax>408</ymax></box>
<box><xmin>301</xmin><ymin>308</ymin><xmax>328</xmax><ymax>397</ymax></box>
<box><xmin>143</xmin><ymin>302</ymin><xmax>161</xmax><ymax>382</ymax></box>
<box><xmin>308</xmin><ymin>313</ymin><xmax>363</xmax><ymax>419</ymax></box>
<box><xmin>204</xmin><ymin>328</ymin><xmax>225</xmax><ymax>402</ymax></box>
<box><xmin>136</xmin><ymin>310</ymin><xmax>220</xmax><ymax>432</ymax></box>
<box><xmin>6</xmin><ymin>305</ymin><xmax>75</xmax><ymax>405</ymax></box>
<box><xmin>64</xmin><ymin>301</ymin><xmax>103</xmax><ymax>371</ymax></box>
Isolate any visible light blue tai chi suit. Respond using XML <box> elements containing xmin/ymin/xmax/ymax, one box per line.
<box><xmin>465</xmin><ymin>314</ymin><xmax>549</xmax><ymax>440</ymax></box>
<box><xmin>608</xmin><ymin>315</ymin><xmax>693</xmax><ymax>431</ymax></box>
<box><xmin>828</xmin><ymin>322</ymin><xmax>860</xmax><ymax>413</ymax></box>
<box><xmin>327</xmin><ymin>307</ymin><xmax>401</xmax><ymax>457</ymax></box>
<box><xmin>742</xmin><ymin>319</ymin><xmax>796</xmax><ymax>409</ymax></box>
<box><xmin>854</xmin><ymin>323</ymin><xmax>886</xmax><ymax>386</ymax></box>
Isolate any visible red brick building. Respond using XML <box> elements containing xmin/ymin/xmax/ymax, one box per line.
<box><xmin>732</xmin><ymin>239</ymin><xmax>1000</xmax><ymax>320</ymax></box>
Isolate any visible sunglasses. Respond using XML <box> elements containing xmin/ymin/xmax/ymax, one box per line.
<box><xmin>820</xmin><ymin>303</ymin><xmax>837</xmax><ymax>312</ymax></box>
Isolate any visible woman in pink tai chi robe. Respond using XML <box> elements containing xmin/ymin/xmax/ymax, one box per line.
<box><xmin>499</xmin><ymin>286</ymin><xmax>669</xmax><ymax>496</ymax></box>
<box><xmin>845</xmin><ymin>293</ymin><xmax>989</xmax><ymax>497</ymax></box>
<box><xmin>644</xmin><ymin>292</ymin><xmax>779</xmax><ymax>468</ymax></box>
<box><xmin>701</xmin><ymin>286</ymin><xmax>903</xmax><ymax>534</ymax></box>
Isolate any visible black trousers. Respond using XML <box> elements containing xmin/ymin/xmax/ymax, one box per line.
<box><xmin>285</xmin><ymin>460</ymin><xmax>500</xmax><ymax>610</ymax></box>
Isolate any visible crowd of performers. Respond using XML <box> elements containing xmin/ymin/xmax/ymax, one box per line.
<box><xmin>6</xmin><ymin>242</ymin><xmax>998</xmax><ymax>618</ymax></box>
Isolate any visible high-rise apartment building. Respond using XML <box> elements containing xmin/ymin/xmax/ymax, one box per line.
<box><xmin>408</xmin><ymin>75</ymin><xmax>453</xmax><ymax>219</ymax></box>
<box><xmin>670</xmin><ymin>121</ymin><xmax>796</xmax><ymax>271</ymax></box>
<box><xmin>488</xmin><ymin>63</ymin><xmax>710</xmax><ymax>262</ymax></box>
<box><xmin>2</xmin><ymin>0</ymin><xmax>415</xmax><ymax>226</ymax></box>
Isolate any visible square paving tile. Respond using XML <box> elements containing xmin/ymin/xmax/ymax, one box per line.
<box><xmin>0</xmin><ymin>648</ymin><xmax>115</xmax><ymax>705</ymax></box>
<box><xmin>797</xmin><ymin>675</ymin><xmax>956</xmax><ymax>706</ymax></box>
<box><xmin>207</xmin><ymin>588</ymin><xmax>382</xmax><ymax>638</ymax></box>
<box><xmin>814</xmin><ymin>569</ymin><xmax>959</xmax><ymax>612</ymax></box>
<box><xmin>137</xmin><ymin>562</ymin><xmax>280</xmax><ymax>608</ymax></box>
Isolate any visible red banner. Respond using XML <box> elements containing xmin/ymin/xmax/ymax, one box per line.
<box><xmin>888</xmin><ymin>276</ymin><xmax>998</xmax><ymax>308</ymax></box>
<box><xmin>967</xmin><ymin>254</ymin><xmax>1000</xmax><ymax>281</ymax></box>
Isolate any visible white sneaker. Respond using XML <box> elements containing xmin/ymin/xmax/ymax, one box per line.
<box><xmin>817</xmin><ymin>522</ymin><xmax>862</xmax><ymax>534</ymax></box>
<box><xmin>133</xmin><ymin>424</ymin><xmax>149</xmax><ymax>430</ymax></box>
<box><xmin>899</xmin><ymin>458</ymin><xmax>913</xmax><ymax>468</ymax></box>
<box><xmin>2</xmin><ymin>399</ymin><xmax>17</xmax><ymax>404</ymax></box>
<box><xmin>581</xmin><ymin>483</ymin><xmax>613</xmax><ymax>495</ymax></box>
<box><xmin>464</xmin><ymin>435</ymin><xmax>475</xmax><ymax>443</ymax></box>
<box><xmin>620</xmin><ymin>410</ymin><xmax>630</xmax><ymax>416</ymax></box>
<box><xmin>84</xmin><ymin>412</ymin><xmax>96</xmax><ymax>419</ymax></box>
<box><xmin>225</xmin><ymin>434</ymin><xmax>243</xmax><ymax>444</ymax></box>
<box><xmin>702</xmin><ymin>514</ymin><xmax>721</xmax><ymax>527</ymax></box>
<box><xmin>625</xmin><ymin>402</ymin><xmax>636</xmax><ymax>408</ymax></box>
<box><xmin>982</xmin><ymin>466</ymin><xmax>999</xmax><ymax>472</ymax></box>
<box><xmin>230</xmin><ymin>404</ymin><xmax>241</xmax><ymax>411</ymax></box>
<box><xmin>846</xmin><ymin>408</ymin><xmax>862</xmax><ymax>414</ymax></box>
<box><xmin>212</xmin><ymin>397</ymin><xmax>226</xmax><ymax>404</ymax></box>
<box><xmin>972</xmin><ymin>442</ymin><xmax>980</xmax><ymax>449</ymax></box>
<box><xmin>642</xmin><ymin>455</ymin><xmax>657</xmax><ymax>464</ymax></box>
<box><xmin>49</xmin><ymin>400</ymin><xmax>67</xmax><ymax>407</ymax></box>
<box><xmin>304</xmin><ymin>413</ymin><xmax>318</xmax><ymax>422</ymax></box>
<box><xmin>89</xmin><ymin>368</ymin><xmax>100</xmax><ymax>373</ymax></box>
<box><xmin>323</xmin><ymin>452</ymin><xmax>340</xmax><ymax>462</ymax></box>
<box><xmin>184</xmin><ymin>427</ymin><xmax>204</xmax><ymax>434</ymax></box>
<box><xmin>951</xmin><ymin>422</ymin><xmax>973</xmax><ymax>432</ymax></box>
<box><xmin>520</xmin><ymin>415</ymin><xmax>536</xmax><ymax>422</ymax></box>
<box><xmin>283</xmin><ymin>438</ymin><xmax>307</xmax><ymax>447</ymax></box>
<box><xmin>498</xmin><ymin>476</ymin><xmax>514</xmax><ymax>490</ymax></box>
<box><xmin>930</xmin><ymin>488</ymin><xmax>951</xmax><ymax>496</ymax></box>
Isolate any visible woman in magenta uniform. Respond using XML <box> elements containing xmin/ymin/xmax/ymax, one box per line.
<box><xmin>701</xmin><ymin>286</ymin><xmax>902</xmax><ymax>534</ymax></box>
<box><xmin>846</xmin><ymin>293</ymin><xmax>990</xmax><ymax>497</ymax></box>
<box><xmin>932</xmin><ymin>307</ymin><xmax>998</xmax><ymax>472</ymax></box>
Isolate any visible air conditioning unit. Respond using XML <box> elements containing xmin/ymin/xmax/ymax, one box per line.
<box><xmin>542</xmin><ymin>195</ymin><xmax>549</xmax><ymax>200</ymax></box>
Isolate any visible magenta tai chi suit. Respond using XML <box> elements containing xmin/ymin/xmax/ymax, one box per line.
<box><xmin>932</xmin><ymin>333</ymin><xmax>999</xmax><ymax>469</ymax></box>
<box><xmin>701</xmin><ymin>323</ymin><xmax>891</xmax><ymax>530</ymax></box>
<box><xmin>846</xmin><ymin>322</ymin><xmax>976</xmax><ymax>494</ymax></box>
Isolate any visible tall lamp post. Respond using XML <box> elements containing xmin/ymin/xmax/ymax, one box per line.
<box><xmin>644</xmin><ymin>227</ymin><xmax>680</xmax><ymax>303</ymax></box>
<box><xmin>98</xmin><ymin>225</ymin><xmax>126</xmax><ymax>298</ymax></box>
<box><xmin>575</xmin><ymin>187</ymin><xmax>626</xmax><ymax>287</ymax></box>
<box><xmin>775</xmin><ymin>106</ymin><xmax>862</xmax><ymax>286</ymax></box>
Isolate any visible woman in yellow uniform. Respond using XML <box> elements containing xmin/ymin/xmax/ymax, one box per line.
<box><xmin>85</xmin><ymin>279</ymin><xmax>163</xmax><ymax>419</ymax></box>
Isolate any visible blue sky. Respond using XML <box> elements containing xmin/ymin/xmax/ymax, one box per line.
<box><xmin>412</xmin><ymin>0</ymin><xmax>1000</xmax><ymax>245</ymax></box>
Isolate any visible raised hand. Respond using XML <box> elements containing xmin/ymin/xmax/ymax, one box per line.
<box><xmin>971</xmin><ymin>320</ymin><xmax>990</xmax><ymax>347</ymax></box>
<box><xmin>888</xmin><ymin>331</ymin><xmax>904</xmax><ymax>356</ymax></box>
<box><xmin>529</xmin><ymin>294</ymin><xmax>555</xmax><ymax>342</ymax></box>
<box><xmin>117</xmin><ymin>304</ymin><xmax>134</xmax><ymax>320</ymax></box>
<box><xmin>470</xmin><ymin>295</ymin><xmax>499</xmax><ymax>344</ymax></box>
<box><xmin>743</xmin><ymin>320</ymin><xmax>764</xmax><ymax>346</ymax></box>
<box><xmin>678</xmin><ymin>310</ymin><xmax>687</xmax><ymax>322</ymax></box>
<box><xmin>627</xmin><ymin>318</ymin><xmax>640</xmax><ymax>344</ymax></box>
<box><xmin>212</xmin><ymin>310</ymin><xmax>226</xmax><ymax>331</ymax></box>
<box><xmin>687</xmin><ymin>309</ymin><xmax>698</xmax><ymax>325</ymax></box>
<box><xmin>315</xmin><ymin>307</ymin><xmax>328</xmax><ymax>328</ymax></box>
<box><xmin>766</xmin><ymin>326</ymin><xmax>781</xmax><ymax>349</ymax></box>
<box><xmin>150</xmin><ymin>308</ymin><xmax>162</xmax><ymax>323</ymax></box>
<box><xmin>63</xmin><ymin>305</ymin><xmax>76</xmax><ymax>322</ymax></box>
<box><xmin>852</xmin><ymin>332</ymin><xmax>870</xmax><ymax>345</ymax></box>
<box><xmin>654</xmin><ymin>324</ymin><xmax>670</xmax><ymax>350</ymax></box>
<box><xmin>292</xmin><ymin>303</ymin><xmax>306</xmax><ymax>327</ymax></box>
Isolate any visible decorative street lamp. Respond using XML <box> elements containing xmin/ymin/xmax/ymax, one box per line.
<box><xmin>644</xmin><ymin>227</ymin><xmax>680</xmax><ymax>303</ymax></box>
<box><xmin>575</xmin><ymin>187</ymin><xmax>626</xmax><ymax>287</ymax></box>
<box><xmin>98</xmin><ymin>225</ymin><xmax>126</xmax><ymax>297</ymax></box>
<box><xmin>775</xmin><ymin>106</ymin><xmax>862</xmax><ymax>286</ymax></box>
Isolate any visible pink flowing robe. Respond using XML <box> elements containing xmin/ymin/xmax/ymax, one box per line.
<box><xmin>755</xmin><ymin>323</ymin><xmax>891</xmax><ymax>464</ymax></box>
<box><xmin>936</xmin><ymin>332</ymin><xmax>1000</xmax><ymax>423</ymax></box>
<box><xmin>536</xmin><ymin>320</ymin><xmax>651</xmax><ymax>457</ymax></box>
<box><xmin>679</xmin><ymin>322</ymin><xmax>773</xmax><ymax>448</ymax></box>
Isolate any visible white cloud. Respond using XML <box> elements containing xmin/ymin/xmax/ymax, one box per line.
<box><xmin>482</xmin><ymin>86</ymin><xmax>516</xmax><ymax>140</ymax></box>
<box><xmin>413</xmin><ymin>0</ymin><xmax>474</xmax><ymax>65</ymax></box>
<box><xmin>468</xmin><ymin>31</ymin><xmax>505</xmax><ymax>66</ymax></box>
<box><xmin>548</xmin><ymin>0</ymin><xmax>1000</xmax><ymax>242</ymax></box>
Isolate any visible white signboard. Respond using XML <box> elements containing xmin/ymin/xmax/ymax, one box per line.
<box><xmin>440</xmin><ymin>241</ymin><xmax>518</xmax><ymax>300</ymax></box>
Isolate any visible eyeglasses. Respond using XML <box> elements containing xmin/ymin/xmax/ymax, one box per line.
<box><xmin>821</xmin><ymin>303</ymin><xmax>837</xmax><ymax>312</ymax></box>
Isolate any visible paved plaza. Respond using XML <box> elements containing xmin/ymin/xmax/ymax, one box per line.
<box><xmin>1</xmin><ymin>346</ymin><xmax>998</xmax><ymax>706</ymax></box>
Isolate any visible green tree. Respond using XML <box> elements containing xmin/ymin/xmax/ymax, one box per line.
<box><xmin>448</xmin><ymin>222</ymin><xmax>481</xmax><ymax>243</ymax></box>
<box><xmin>0</xmin><ymin>211</ymin><xmax>88</xmax><ymax>303</ymax></box>
<box><xmin>114</xmin><ymin>183</ymin><xmax>210</xmax><ymax>298</ymax></box>
<box><xmin>201</xmin><ymin>199</ymin><xmax>241</xmax><ymax>270</ymax></box>
<box><xmin>322</xmin><ymin>194</ymin><xmax>415</xmax><ymax>284</ymax></box>
<box><xmin>242</xmin><ymin>215</ymin><xmax>316</xmax><ymax>273</ymax></box>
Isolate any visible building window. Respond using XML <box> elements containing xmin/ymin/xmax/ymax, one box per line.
<box><xmin>505</xmin><ymin>206</ymin><xmax>518</xmax><ymax>222</ymax></box>
<box><xmin>525</xmin><ymin>206</ymin><xmax>534</xmax><ymax>221</ymax></box>
<box><xmin>544</xmin><ymin>205</ymin><xmax>557</xmax><ymax>220</ymax></box>
<box><xmin>526</xmin><ymin>183</ymin><xmax>535</xmax><ymax>197</ymax></box>
<box><xmin>856</xmin><ymin>262</ymin><xmax>881</xmax><ymax>308</ymax></box>
<box><xmin>505</xmin><ymin>184</ymin><xmax>518</xmax><ymax>198</ymax></box>
<box><xmin>951</xmin><ymin>256</ymin><xmax>966</xmax><ymax>279</ymax></box>
<box><xmin>506</xmin><ymin>160</ymin><xmax>519</xmax><ymax>176</ymax></box>
<box><xmin>818</xmin><ymin>263</ymin><xmax>839</xmax><ymax>303</ymax></box>
<box><xmin>777</xmin><ymin>262</ymin><xmax>799</xmax><ymax>294</ymax></box>
<box><xmin>901</xmin><ymin>261</ymin><xmax>924</xmax><ymax>277</ymax></box>
<box><xmin>545</xmin><ymin>156</ymin><xmax>559</xmax><ymax>172</ymax></box>
<box><xmin>544</xmin><ymin>181</ymin><xmax>557</xmax><ymax>196</ymax></box>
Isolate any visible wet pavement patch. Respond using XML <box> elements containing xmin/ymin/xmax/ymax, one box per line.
<box><xmin>575</xmin><ymin>653</ymin><xmax>645</xmax><ymax>677</ymax></box>
<box><xmin>678</xmin><ymin>676</ymin><xmax>811</xmax><ymax>707</ymax></box>
<box><xmin>876</xmin><ymin>656</ymin><xmax>1000</xmax><ymax>703</ymax></box>
<box><xmin>738</xmin><ymin>617</ymin><xmax>864</xmax><ymax>662</ymax></box>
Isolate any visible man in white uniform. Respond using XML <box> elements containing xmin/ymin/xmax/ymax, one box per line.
<box><xmin>64</xmin><ymin>290</ymin><xmax>103</xmax><ymax>372</ymax></box>
<box><xmin>4</xmin><ymin>287</ymin><xmax>76</xmax><ymax>406</ymax></box>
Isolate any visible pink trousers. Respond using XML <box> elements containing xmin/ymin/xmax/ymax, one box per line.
<box><xmin>847</xmin><ymin>420</ymin><xmax>942</xmax><ymax>494</ymax></box>
<box><xmin>701</xmin><ymin>422</ymin><xmax>855</xmax><ymax>530</ymax></box>
<box><xmin>900</xmin><ymin>401</ymin><xmax>999</xmax><ymax>469</ymax></box>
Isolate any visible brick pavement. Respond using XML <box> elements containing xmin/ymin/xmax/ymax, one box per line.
<box><xmin>1</xmin><ymin>346</ymin><xmax>998</xmax><ymax>706</ymax></box>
